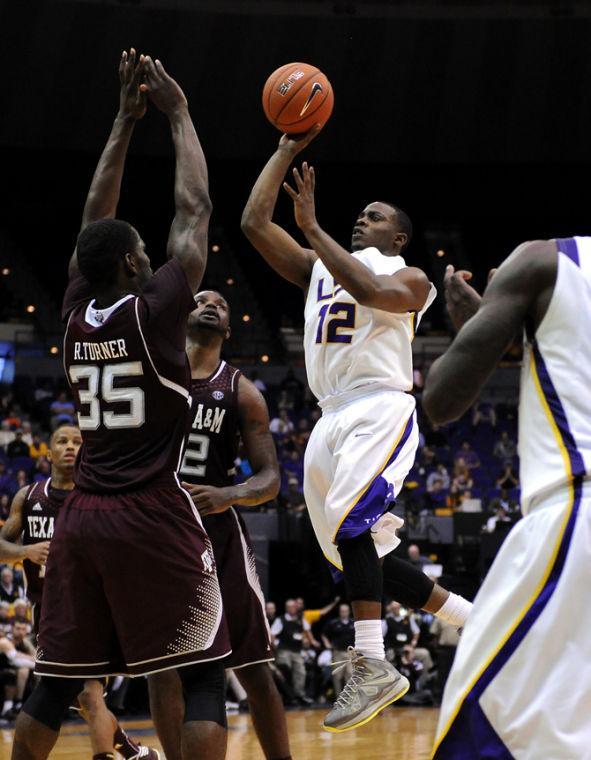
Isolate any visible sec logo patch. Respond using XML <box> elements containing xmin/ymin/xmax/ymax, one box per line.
<box><xmin>212</xmin><ymin>390</ymin><xmax>224</xmax><ymax>400</ymax></box>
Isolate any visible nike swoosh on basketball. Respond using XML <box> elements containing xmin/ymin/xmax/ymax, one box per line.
<box><xmin>299</xmin><ymin>82</ymin><xmax>323</xmax><ymax>116</ymax></box>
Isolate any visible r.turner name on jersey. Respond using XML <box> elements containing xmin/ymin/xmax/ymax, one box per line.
<box><xmin>191</xmin><ymin>404</ymin><xmax>225</xmax><ymax>434</ymax></box>
<box><xmin>73</xmin><ymin>339</ymin><xmax>129</xmax><ymax>362</ymax></box>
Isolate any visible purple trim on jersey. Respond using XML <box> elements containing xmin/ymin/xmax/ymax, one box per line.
<box><xmin>555</xmin><ymin>237</ymin><xmax>579</xmax><ymax>267</ymax></box>
<box><xmin>435</xmin><ymin>479</ymin><xmax>582</xmax><ymax>759</ymax></box>
<box><xmin>533</xmin><ymin>342</ymin><xmax>586</xmax><ymax>478</ymax></box>
<box><xmin>335</xmin><ymin>414</ymin><xmax>414</xmax><ymax>544</ymax></box>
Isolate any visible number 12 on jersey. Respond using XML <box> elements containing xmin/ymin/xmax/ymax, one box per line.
<box><xmin>315</xmin><ymin>302</ymin><xmax>356</xmax><ymax>344</ymax></box>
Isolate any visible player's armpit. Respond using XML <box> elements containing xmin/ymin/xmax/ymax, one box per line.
<box><xmin>423</xmin><ymin>240</ymin><xmax>557</xmax><ymax>425</ymax></box>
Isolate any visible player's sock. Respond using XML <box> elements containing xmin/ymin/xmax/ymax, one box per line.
<box><xmin>436</xmin><ymin>592</ymin><xmax>472</xmax><ymax>627</ymax></box>
<box><xmin>113</xmin><ymin>724</ymin><xmax>141</xmax><ymax>757</ymax></box>
<box><xmin>354</xmin><ymin>619</ymin><xmax>385</xmax><ymax>660</ymax></box>
<box><xmin>1</xmin><ymin>700</ymin><xmax>13</xmax><ymax>715</ymax></box>
<box><xmin>93</xmin><ymin>755</ymin><xmax>115</xmax><ymax>760</ymax></box>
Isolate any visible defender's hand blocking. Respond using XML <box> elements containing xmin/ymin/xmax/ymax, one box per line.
<box><xmin>140</xmin><ymin>57</ymin><xmax>188</xmax><ymax>115</ymax></box>
<box><xmin>118</xmin><ymin>48</ymin><xmax>147</xmax><ymax>121</ymax></box>
<box><xmin>283</xmin><ymin>162</ymin><xmax>318</xmax><ymax>232</ymax></box>
<box><xmin>181</xmin><ymin>483</ymin><xmax>233</xmax><ymax>516</ymax></box>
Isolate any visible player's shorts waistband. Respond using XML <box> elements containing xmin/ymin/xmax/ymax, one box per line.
<box><xmin>319</xmin><ymin>384</ymin><xmax>413</xmax><ymax>413</ymax></box>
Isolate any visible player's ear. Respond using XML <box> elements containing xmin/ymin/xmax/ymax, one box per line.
<box><xmin>394</xmin><ymin>231</ymin><xmax>408</xmax><ymax>251</ymax></box>
<box><xmin>123</xmin><ymin>252</ymin><xmax>138</xmax><ymax>278</ymax></box>
<box><xmin>225</xmin><ymin>326</ymin><xmax>231</xmax><ymax>340</ymax></box>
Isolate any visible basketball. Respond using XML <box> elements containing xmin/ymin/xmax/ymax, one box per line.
<box><xmin>262</xmin><ymin>62</ymin><xmax>334</xmax><ymax>134</ymax></box>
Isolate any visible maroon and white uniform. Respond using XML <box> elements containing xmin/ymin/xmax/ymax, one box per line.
<box><xmin>36</xmin><ymin>261</ymin><xmax>230</xmax><ymax>679</ymax></box>
<box><xmin>22</xmin><ymin>479</ymin><xmax>69</xmax><ymax>631</ymax></box>
<box><xmin>181</xmin><ymin>361</ymin><xmax>273</xmax><ymax>669</ymax></box>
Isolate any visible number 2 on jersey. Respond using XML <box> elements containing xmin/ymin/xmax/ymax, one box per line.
<box><xmin>315</xmin><ymin>302</ymin><xmax>356</xmax><ymax>344</ymax></box>
<box><xmin>181</xmin><ymin>434</ymin><xmax>210</xmax><ymax>477</ymax></box>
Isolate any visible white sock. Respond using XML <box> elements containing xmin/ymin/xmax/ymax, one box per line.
<box><xmin>354</xmin><ymin>620</ymin><xmax>385</xmax><ymax>660</ymax></box>
<box><xmin>436</xmin><ymin>593</ymin><xmax>473</xmax><ymax>627</ymax></box>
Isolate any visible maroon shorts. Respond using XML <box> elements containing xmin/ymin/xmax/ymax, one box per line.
<box><xmin>35</xmin><ymin>484</ymin><xmax>230</xmax><ymax>678</ymax></box>
<box><xmin>203</xmin><ymin>508</ymin><xmax>273</xmax><ymax>670</ymax></box>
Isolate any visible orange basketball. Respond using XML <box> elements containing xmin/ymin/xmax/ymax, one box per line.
<box><xmin>262</xmin><ymin>62</ymin><xmax>334</xmax><ymax>134</ymax></box>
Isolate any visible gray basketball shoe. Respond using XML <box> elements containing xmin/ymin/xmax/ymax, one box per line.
<box><xmin>324</xmin><ymin>647</ymin><xmax>410</xmax><ymax>732</ymax></box>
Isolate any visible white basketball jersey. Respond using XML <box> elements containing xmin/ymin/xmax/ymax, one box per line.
<box><xmin>519</xmin><ymin>237</ymin><xmax>591</xmax><ymax>513</ymax></box>
<box><xmin>303</xmin><ymin>247</ymin><xmax>436</xmax><ymax>404</ymax></box>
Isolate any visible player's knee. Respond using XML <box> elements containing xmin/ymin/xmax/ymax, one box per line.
<box><xmin>22</xmin><ymin>676</ymin><xmax>83</xmax><ymax>731</ymax></box>
<box><xmin>338</xmin><ymin>530</ymin><xmax>383</xmax><ymax>602</ymax></box>
<box><xmin>179</xmin><ymin>661</ymin><xmax>227</xmax><ymax>728</ymax></box>
<box><xmin>77</xmin><ymin>680</ymin><xmax>103</xmax><ymax>715</ymax></box>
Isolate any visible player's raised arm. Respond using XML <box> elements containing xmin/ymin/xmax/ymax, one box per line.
<box><xmin>241</xmin><ymin>131</ymin><xmax>320</xmax><ymax>290</ymax></box>
<box><xmin>0</xmin><ymin>486</ymin><xmax>49</xmax><ymax>565</ymax></box>
<box><xmin>423</xmin><ymin>240</ymin><xmax>557</xmax><ymax>425</ymax></box>
<box><xmin>283</xmin><ymin>163</ymin><xmax>431</xmax><ymax>312</ymax></box>
<box><xmin>141</xmin><ymin>57</ymin><xmax>211</xmax><ymax>293</ymax></box>
<box><xmin>69</xmin><ymin>48</ymin><xmax>146</xmax><ymax>277</ymax></box>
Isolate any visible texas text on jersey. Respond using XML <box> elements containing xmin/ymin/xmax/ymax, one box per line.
<box><xmin>181</xmin><ymin>360</ymin><xmax>241</xmax><ymax>488</ymax></box>
<box><xmin>22</xmin><ymin>478</ymin><xmax>70</xmax><ymax>604</ymax></box>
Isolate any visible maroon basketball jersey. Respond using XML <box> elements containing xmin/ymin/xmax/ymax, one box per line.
<box><xmin>22</xmin><ymin>479</ymin><xmax>70</xmax><ymax>604</ymax></box>
<box><xmin>180</xmin><ymin>361</ymin><xmax>242</xmax><ymax>487</ymax></box>
<box><xmin>62</xmin><ymin>260</ymin><xmax>195</xmax><ymax>492</ymax></box>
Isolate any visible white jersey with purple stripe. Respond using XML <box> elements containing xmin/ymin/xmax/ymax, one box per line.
<box><xmin>519</xmin><ymin>236</ymin><xmax>591</xmax><ymax>514</ymax></box>
<box><xmin>303</xmin><ymin>247</ymin><xmax>436</xmax><ymax>405</ymax></box>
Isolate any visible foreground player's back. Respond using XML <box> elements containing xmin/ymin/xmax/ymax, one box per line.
<box><xmin>63</xmin><ymin>259</ymin><xmax>194</xmax><ymax>492</ymax></box>
<box><xmin>519</xmin><ymin>236</ymin><xmax>591</xmax><ymax>511</ymax></box>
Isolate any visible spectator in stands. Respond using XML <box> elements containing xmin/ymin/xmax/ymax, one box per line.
<box><xmin>489</xmin><ymin>488</ymin><xmax>518</xmax><ymax>514</ymax></box>
<box><xmin>471</xmin><ymin>401</ymin><xmax>497</xmax><ymax>428</ymax></box>
<box><xmin>407</xmin><ymin>544</ymin><xmax>430</xmax><ymax>570</ymax></box>
<box><xmin>6</xmin><ymin>431</ymin><xmax>30</xmax><ymax>459</ymax></box>
<box><xmin>280</xmin><ymin>476</ymin><xmax>306</xmax><ymax>513</ymax></box>
<box><xmin>0</xmin><ymin>465</ymin><xmax>13</xmax><ymax>497</ymax></box>
<box><xmin>321</xmin><ymin>604</ymin><xmax>355</xmax><ymax>698</ymax></box>
<box><xmin>29</xmin><ymin>434</ymin><xmax>48</xmax><ymax>460</ymax></box>
<box><xmin>427</xmin><ymin>463</ymin><xmax>450</xmax><ymax>491</ymax></box>
<box><xmin>0</xmin><ymin>603</ymin><xmax>12</xmax><ymax>636</ymax></box>
<box><xmin>9</xmin><ymin>600</ymin><xmax>29</xmax><ymax>627</ymax></box>
<box><xmin>280</xmin><ymin>369</ymin><xmax>304</xmax><ymax>410</ymax></box>
<box><xmin>419</xmin><ymin>445</ymin><xmax>437</xmax><ymax>470</ymax></box>
<box><xmin>0</xmin><ymin>422</ymin><xmax>14</xmax><ymax>450</ymax></box>
<box><xmin>49</xmin><ymin>391</ymin><xmax>75</xmax><ymax>429</ymax></box>
<box><xmin>34</xmin><ymin>382</ymin><xmax>53</xmax><ymax>403</ymax></box>
<box><xmin>296</xmin><ymin>596</ymin><xmax>339</xmax><ymax>633</ymax></box>
<box><xmin>282</xmin><ymin>449</ymin><xmax>304</xmax><ymax>485</ymax></box>
<box><xmin>270</xmin><ymin>409</ymin><xmax>295</xmax><ymax>436</ymax></box>
<box><xmin>271</xmin><ymin>599</ymin><xmax>313</xmax><ymax>705</ymax></box>
<box><xmin>450</xmin><ymin>461</ymin><xmax>474</xmax><ymax>503</ymax></box>
<box><xmin>0</xmin><ymin>569</ymin><xmax>24</xmax><ymax>604</ymax></box>
<box><xmin>496</xmin><ymin>462</ymin><xmax>519</xmax><ymax>490</ymax></box>
<box><xmin>294</xmin><ymin>418</ymin><xmax>311</xmax><ymax>452</ymax></box>
<box><xmin>276</xmin><ymin>390</ymin><xmax>295</xmax><ymax>413</ymax></box>
<box><xmin>0</xmin><ymin>496</ymin><xmax>9</xmax><ymax>522</ymax></box>
<box><xmin>493</xmin><ymin>430</ymin><xmax>517</xmax><ymax>463</ymax></box>
<box><xmin>4</xmin><ymin>408</ymin><xmax>22</xmax><ymax>431</ymax></box>
<box><xmin>430</xmin><ymin>616</ymin><xmax>460</xmax><ymax>702</ymax></box>
<box><xmin>250</xmin><ymin>370</ymin><xmax>267</xmax><ymax>394</ymax></box>
<box><xmin>423</xmin><ymin>422</ymin><xmax>448</xmax><ymax>449</ymax></box>
<box><xmin>19</xmin><ymin>423</ymin><xmax>33</xmax><ymax>448</ymax></box>
<box><xmin>426</xmin><ymin>477</ymin><xmax>448</xmax><ymax>510</ymax></box>
<box><xmin>265</xmin><ymin>601</ymin><xmax>278</xmax><ymax>628</ymax></box>
<box><xmin>484</xmin><ymin>504</ymin><xmax>513</xmax><ymax>534</ymax></box>
<box><xmin>454</xmin><ymin>441</ymin><xmax>481</xmax><ymax>470</ymax></box>
<box><xmin>13</xmin><ymin>470</ymin><xmax>28</xmax><ymax>492</ymax></box>
<box><xmin>383</xmin><ymin>601</ymin><xmax>419</xmax><ymax>661</ymax></box>
<box><xmin>0</xmin><ymin>620</ymin><xmax>35</xmax><ymax>719</ymax></box>
<box><xmin>33</xmin><ymin>458</ymin><xmax>51</xmax><ymax>482</ymax></box>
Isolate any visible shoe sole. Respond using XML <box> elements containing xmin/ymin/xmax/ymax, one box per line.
<box><xmin>322</xmin><ymin>677</ymin><xmax>410</xmax><ymax>733</ymax></box>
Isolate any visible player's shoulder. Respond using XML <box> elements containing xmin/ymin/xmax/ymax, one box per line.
<box><xmin>498</xmin><ymin>239</ymin><xmax>557</xmax><ymax>282</ymax></box>
<box><xmin>237</xmin><ymin>374</ymin><xmax>269</xmax><ymax>413</ymax></box>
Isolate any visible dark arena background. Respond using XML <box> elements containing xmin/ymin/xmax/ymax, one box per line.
<box><xmin>0</xmin><ymin>1</ymin><xmax>589</xmax><ymax>757</ymax></box>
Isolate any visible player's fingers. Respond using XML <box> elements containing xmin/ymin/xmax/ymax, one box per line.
<box><xmin>455</xmin><ymin>269</ymin><xmax>473</xmax><ymax>281</ymax></box>
<box><xmin>119</xmin><ymin>50</ymin><xmax>127</xmax><ymax>80</ymax></box>
<box><xmin>131</xmin><ymin>55</ymin><xmax>146</xmax><ymax>86</ymax></box>
<box><xmin>293</xmin><ymin>167</ymin><xmax>305</xmax><ymax>190</ymax></box>
<box><xmin>487</xmin><ymin>268</ymin><xmax>497</xmax><ymax>284</ymax></box>
<box><xmin>154</xmin><ymin>59</ymin><xmax>168</xmax><ymax>79</ymax></box>
<box><xmin>283</xmin><ymin>181</ymin><xmax>298</xmax><ymax>200</ymax></box>
<box><xmin>309</xmin><ymin>165</ymin><xmax>315</xmax><ymax>191</ymax></box>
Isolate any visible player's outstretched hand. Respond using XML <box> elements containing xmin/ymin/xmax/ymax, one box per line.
<box><xmin>443</xmin><ymin>264</ymin><xmax>483</xmax><ymax>332</ymax></box>
<box><xmin>24</xmin><ymin>541</ymin><xmax>50</xmax><ymax>566</ymax></box>
<box><xmin>140</xmin><ymin>57</ymin><xmax>188</xmax><ymax>115</ymax></box>
<box><xmin>181</xmin><ymin>482</ymin><xmax>232</xmax><ymax>516</ymax></box>
<box><xmin>279</xmin><ymin>124</ymin><xmax>322</xmax><ymax>157</ymax></box>
<box><xmin>118</xmin><ymin>48</ymin><xmax>147</xmax><ymax>121</ymax></box>
<box><xmin>283</xmin><ymin>162</ymin><xmax>317</xmax><ymax>232</ymax></box>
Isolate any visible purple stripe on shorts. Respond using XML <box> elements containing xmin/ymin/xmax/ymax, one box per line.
<box><xmin>555</xmin><ymin>237</ymin><xmax>580</xmax><ymax>267</ymax></box>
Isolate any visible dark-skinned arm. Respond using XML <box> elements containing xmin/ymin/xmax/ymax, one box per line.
<box><xmin>69</xmin><ymin>49</ymin><xmax>146</xmax><ymax>277</ymax></box>
<box><xmin>423</xmin><ymin>240</ymin><xmax>557</xmax><ymax>425</ymax></box>
<box><xmin>241</xmin><ymin>131</ymin><xmax>320</xmax><ymax>290</ymax></box>
<box><xmin>141</xmin><ymin>57</ymin><xmax>211</xmax><ymax>293</ymax></box>
<box><xmin>0</xmin><ymin>487</ymin><xmax>50</xmax><ymax>565</ymax></box>
<box><xmin>183</xmin><ymin>377</ymin><xmax>280</xmax><ymax>515</ymax></box>
<box><xmin>284</xmin><ymin>163</ymin><xmax>431</xmax><ymax>312</ymax></box>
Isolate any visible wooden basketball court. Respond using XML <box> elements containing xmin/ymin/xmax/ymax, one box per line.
<box><xmin>0</xmin><ymin>707</ymin><xmax>438</xmax><ymax>758</ymax></box>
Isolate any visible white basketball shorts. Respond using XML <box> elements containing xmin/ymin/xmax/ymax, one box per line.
<box><xmin>433</xmin><ymin>480</ymin><xmax>591</xmax><ymax>759</ymax></box>
<box><xmin>303</xmin><ymin>388</ymin><xmax>418</xmax><ymax>574</ymax></box>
